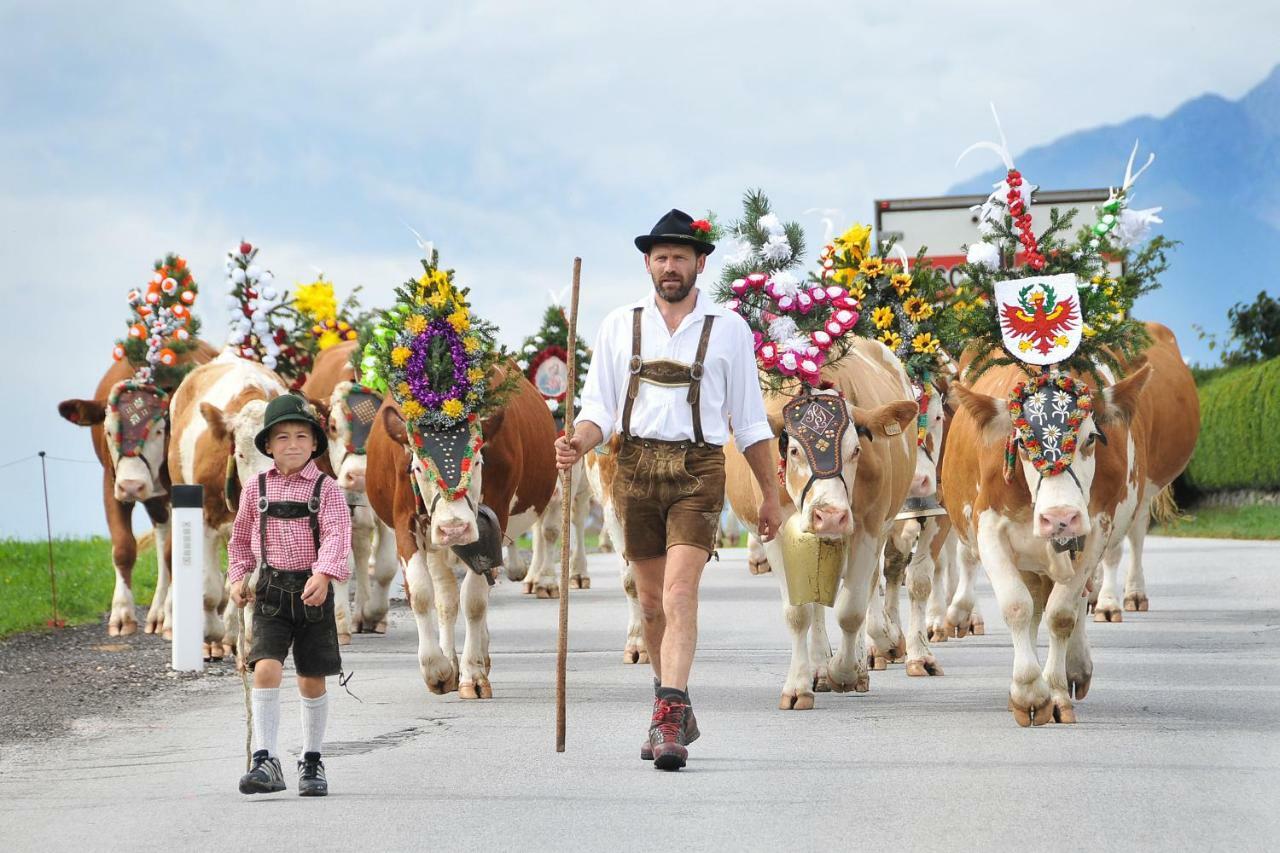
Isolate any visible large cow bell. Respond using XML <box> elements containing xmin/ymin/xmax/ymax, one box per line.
<box><xmin>451</xmin><ymin>503</ymin><xmax>503</xmax><ymax>585</ymax></box>
<box><xmin>895</xmin><ymin>493</ymin><xmax>948</xmax><ymax>521</ymax></box>
<box><xmin>779</xmin><ymin>512</ymin><xmax>845</xmax><ymax>608</ymax></box>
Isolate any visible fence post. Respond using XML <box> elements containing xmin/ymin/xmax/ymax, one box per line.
<box><xmin>171</xmin><ymin>485</ymin><xmax>204</xmax><ymax>672</ymax></box>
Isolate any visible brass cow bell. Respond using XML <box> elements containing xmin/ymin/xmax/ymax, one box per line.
<box><xmin>780</xmin><ymin>513</ymin><xmax>845</xmax><ymax>608</ymax></box>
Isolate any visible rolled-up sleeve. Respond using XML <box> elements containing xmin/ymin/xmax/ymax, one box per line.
<box><xmin>725</xmin><ymin>316</ymin><xmax>773</xmax><ymax>453</ymax></box>
<box><xmin>574</xmin><ymin>314</ymin><xmax>621</xmax><ymax>446</ymax></box>
<box><xmin>227</xmin><ymin>477</ymin><xmax>259</xmax><ymax>584</ymax></box>
<box><xmin>312</xmin><ymin>478</ymin><xmax>353</xmax><ymax>581</ymax></box>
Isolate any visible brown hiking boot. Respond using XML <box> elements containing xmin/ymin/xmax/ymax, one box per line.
<box><xmin>647</xmin><ymin>697</ymin><xmax>693</xmax><ymax>771</ymax></box>
<box><xmin>640</xmin><ymin>695</ymin><xmax>699</xmax><ymax>761</ymax></box>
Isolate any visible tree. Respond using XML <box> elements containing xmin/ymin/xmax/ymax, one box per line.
<box><xmin>1222</xmin><ymin>291</ymin><xmax>1280</xmax><ymax>365</ymax></box>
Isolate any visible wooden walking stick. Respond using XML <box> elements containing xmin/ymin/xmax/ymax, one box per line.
<box><xmin>237</xmin><ymin>602</ymin><xmax>253</xmax><ymax>771</ymax></box>
<box><xmin>556</xmin><ymin>257</ymin><xmax>582</xmax><ymax>753</ymax></box>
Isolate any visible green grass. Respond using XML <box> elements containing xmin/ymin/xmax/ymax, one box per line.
<box><xmin>0</xmin><ymin>537</ymin><xmax>158</xmax><ymax>639</ymax></box>
<box><xmin>1152</xmin><ymin>505</ymin><xmax>1280</xmax><ymax>540</ymax></box>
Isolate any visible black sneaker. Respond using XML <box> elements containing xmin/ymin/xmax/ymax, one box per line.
<box><xmin>298</xmin><ymin>752</ymin><xmax>328</xmax><ymax>797</ymax></box>
<box><xmin>239</xmin><ymin>750</ymin><xmax>285</xmax><ymax>794</ymax></box>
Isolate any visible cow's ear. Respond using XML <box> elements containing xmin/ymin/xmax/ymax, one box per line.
<box><xmin>853</xmin><ymin>401</ymin><xmax>918</xmax><ymax>440</ymax></box>
<box><xmin>481</xmin><ymin>410</ymin><xmax>506</xmax><ymax>443</ymax></box>
<box><xmin>941</xmin><ymin>386</ymin><xmax>959</xmax><ymax>417</ymax></box>
<box><xmin>952</xmin><ymin>383</ymin><xmax>1012</xmax><ymax>445</ymax></box>
<box><xmin>308</xmin><ymin>397</ymin><xmax>331</xmax><ymax>431</ymax></box>
<box><xmin>1098</xmin><ymin>364</ymin><xmax>1152</xmax><ymax>427</ymax></box>
<box><xmin>381</xmin><ymin>406</ymin><xmax>410</xmax><ymax>446</ymax></box>
<box><xmin>200</xmin><ymin>402</ymin><xmax>232</xmax><ymax>445</ymax></box>
<box><xmin>58</xmin><ymin>398</ymin><xmax>106</xmax><ymax>426</ymax></box>
<box><xmin>766</xmin><ymin>408</ymin><xmax>785</xmax><ymax>437</ymax></box>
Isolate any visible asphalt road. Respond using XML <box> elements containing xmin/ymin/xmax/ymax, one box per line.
<box><xmin>2</xmin><ymin>536</ymin><xmax>1277</xmax><ymax>852</ymax></box>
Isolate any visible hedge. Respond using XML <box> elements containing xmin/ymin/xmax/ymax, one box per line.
<box><xmin>1184</xmin><ymin>357</ymin><xmax>1280</xmax><ymax>492</ymax></box>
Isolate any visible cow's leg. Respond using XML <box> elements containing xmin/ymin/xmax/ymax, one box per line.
<box><xmin>145</xmin><ymin>519</ymin><xmax>172</xmax><ymax>636</ymax></box>
<box><xmin>1042</xmin><ymin>567</ymin><xmax>1092</xmax><ymax>723</ymax></box>
<box><xmin>946</xmin><ymin>540</ymin><xmax>984</xmax><ymax>637</ymax></box>
<box><xmin>808</xmin><ymin>603</ymin><xmax>833</xmax><ymax>692</ymax></box>
<box><xmin>200</xmin><ymin>525</ymin><xmax>227</xmax><ymax>659</ymax></box>
<box><xmin>404</xmin><ymin>551</ymin><xmax>454</xmax><ymax>694</ymax></box>
<box><xmin>905</xmin><ymin>518</ymin><xmax>943</xmax><ymax>677</ymax></box>
<box><xmin>747</xmin><ymin>532</ymin><xmax>771</xmax><ymax>575</ymax></box>
<box><xmin>620</xmin><ymin>560</ymin><xmax>648</xmax><ymax>664</ymax></box>
<box><xmin>827</xmin><ymin>532</ymin><xmax>878</xmax><ymax>694</ymax></box>
<box><xmin>427</xmin><ymin>550</ymin><xmax>461</xmax><ymax>693</ymax></box>
<box><xmin>762</xmin><ymin>536</ymin><xmax>815</xmax><ymax>709</ymax></box>
<box><xmin>1123</xmin><ymin>497</ymin><xmax>1153</xmax><ymax>612</ymax></box>
<box><xmin>1094</xmin><ymin>538</ymin><xmax>1125</xmax><ymax>623</ymax></box>
<box><xmin>882</xmin><ymin>524</ymin><xmax>914</xmax><ymax>662</ymax></box>
<box><xmin>569</xmin><ymin>478</ymin><xmax>591</xmax><ymax>589</ymax></box>
<box><xmin>103</xmin><ymin>486</ymin><xmax>139</xmax><ymax>637</ymax></box>
<box><xmin>1066</xmin><ymin>592</ymin><xmax>1093</xmax><ymax>703</ymax></box>
<box><xmin>343</xmin><ymin>505</ymin><xmax>373</xmax><ymax>638</ymax></box>
<box><xmin>457</xmin><ymin>569</ymin><xmax>493</xmax><ymax>699</ymax></box>
<box><xmin>864</xmin><ymin>548</ymin><xmax>902</xmax><ymax>669</ymax></box>
<box><xmin>977</xmin><ymin>523</ymin><xmax>1051</xmax><ymax>726</ymax></box>
<box><xmin>366</xmin><ymin>519</ymin><xmax>397</xmax><ymax>633</ymax></box>
<box><xmin>927</xmin><ymin>526</ymin><xmax>956</xmax><ymax>643</ymax></box>
<box><xmin>528</xmin><ymin>516</ymin><xmax>559</xmax><ymax>598</ymax></box>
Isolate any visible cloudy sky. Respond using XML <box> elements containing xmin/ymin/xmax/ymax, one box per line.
<box><xmin>3</xmin><ymin>1</ymin><xmax>1277</xmax><ymax>538</ymax></box>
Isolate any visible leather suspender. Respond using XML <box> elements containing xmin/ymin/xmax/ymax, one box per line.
<box><xmin>619</xmin><ymin>307</ymin><xmax>717</xmax><ymax>446</ymax></box>
<box><xmin>257</xmin><ymin>472</ymin><xmax>327</xmax><ymax>570</ymax></box>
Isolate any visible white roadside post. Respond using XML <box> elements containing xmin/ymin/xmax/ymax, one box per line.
<box><xmin>171</xmin><ymin>484</ymin><xmax>204</xmax><ymax>672</ymax></box>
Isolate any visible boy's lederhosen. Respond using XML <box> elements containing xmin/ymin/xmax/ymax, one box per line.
<box><xmin>612</xmin><ymin>307</ymin><xmax>726</xmax><ymax>562</ymax></box>
<box><xmin>248</xmin><ymin>472</ymin><xmax>342</xmax><ymax>677</ymax></box>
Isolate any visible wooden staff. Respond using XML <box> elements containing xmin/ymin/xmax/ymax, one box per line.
<box><xmin>556</xmin><ymin>257</ymin><xmax>582</xmax><ymax>753</ymax></box>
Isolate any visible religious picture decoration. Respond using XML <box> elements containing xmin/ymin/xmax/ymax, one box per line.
<box><xmin>517</xmin><ymin>301</ymin><xmax>590</xmax><ymax>429</ymax></box>
<box><xmin>112</xmin><ymin>252</ymin><xmax>203</xmax><ymax>390</ymax></box>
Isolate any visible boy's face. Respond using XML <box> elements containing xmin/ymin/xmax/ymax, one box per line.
<box><xmin>268</xmin><ymin>421</ymin><xmax>316</xmax><ymax>471</ymax></box>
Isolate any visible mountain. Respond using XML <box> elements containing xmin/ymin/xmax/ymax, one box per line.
<box><xmin>949</xmin><ymin>64</ymin><xmax>1280</xmax><ymax>365</ymax></box>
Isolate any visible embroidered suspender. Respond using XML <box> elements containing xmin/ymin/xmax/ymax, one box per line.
<box><xmin>257</xmin><ymin>472</ymin><xmax>328</xmax><ymax>570</ymax></box>
<box><xmin>620</xmin><ymin>307</ymin><xmax>718</xmax><ymax>446</ymax></box>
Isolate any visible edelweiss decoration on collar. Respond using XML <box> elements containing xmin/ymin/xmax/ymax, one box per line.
<box><xmin>782</xmin><ymin>394</ymin><xmax>850</xmax><ymax>479</ymax></box>
<box><xmin>1006</xmin><ymin>373</ymin><xmax>1094</xmax><ymax>482</ymax></box>
<box><xmin>107</xmin><ymin>381</ymin><xmax>169</xmax><ymax>459</ymax></box>
<box><xmin>411</xmin><ymin>418</ymin><xmax>483</xmax><ymax>503</ymax></box>
<box><xmin>340</xmin><ymin>384</ymin><xmax>382</xmax><ymax>455</ymax></box>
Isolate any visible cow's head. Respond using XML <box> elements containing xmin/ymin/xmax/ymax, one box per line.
<box><xmin>59</xmin><ymin>381</ymin><xmax>171</xmax><ymax>502</ymax></box>
<box><xmin>201</xmin><ymin>390</ymin><xmax>278</xmax><ymax>495</ymax></box>
<box><xmin>776</xmin><ymin>390</ymin><xmax>917</xmax><ymax>538</ymax></box>
<box><xmin>908</xmin><ymin>377</ymin><xmax>947</xmax><ymax>498</ymax></box>
<box><xmin>953</xmin><ymin>365</ymin><xmax>1151</xmax><ymax>541</ymax></box>
<box><xmin>382</xmin><ymin>407</ymin><xmax>505</xmax><ymax>548</ymax></box>
<box><xmin>327</xmin><ymin>381</ymin><xmax>382</xmax><ymax>494</ymax></box>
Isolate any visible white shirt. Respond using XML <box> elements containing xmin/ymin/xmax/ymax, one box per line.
<box><xmin>575</xmin><ymin>288</ymin><xmax>773</xmax><ymax>453</ymax></box>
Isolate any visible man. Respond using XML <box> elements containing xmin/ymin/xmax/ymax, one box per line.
<box><xmin>555</xmin><ymin>208</ymin><xmax>782</xmax><ymax>771</ymax></box>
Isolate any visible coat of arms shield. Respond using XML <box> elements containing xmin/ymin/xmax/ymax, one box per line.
<box><xmin>994</xmin><ymin>273</ymin><xmax>1083</xmax><ymax>366</ymax></box>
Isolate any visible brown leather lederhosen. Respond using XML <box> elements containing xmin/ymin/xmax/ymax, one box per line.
<box><xmin>621</xmin><ymin>307</ymin><xmax>716</xmax><ymax>445</ymax></box>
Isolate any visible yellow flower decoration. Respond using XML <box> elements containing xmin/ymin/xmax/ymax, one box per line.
<box><xmin>416</xmin><ymin>269</ymin><xmax>452</xmax><ymax>302</ymax></box>
<box><xmin>859</xmin><ymin>257</ymin><xmax>885</xmax><ymax>277</ymax></box>
<box><xmin>903</xmin><ymin>297</ymin><xmax>934</xmax><ymax>322</ymax></box>
<box><xmin>463</xmin><ymin>336</ymin><xmax>480</xmax><ymax>354</ymax></box>
<box><xmin>447</xmin><ymin>310</ymin><xmax>470</xmax><ymax>333</ymax></box>
<box><xmin>426</xmin><ymin>290</ymin><xmax>450</xmax><ymax>310</ymax></box>
<box><xmin>293</xmin><ymin>280</ymin><xmax>338</xmax><ymax>324</ymax></box>
<box><xmin>396</xmin><ymin>381</ymin><xmax>412</xmax><ymax>399</ymax></box>
<box><xmin>318</xmin><ymin>329</ymin><xmax>342</xmax><ymax>351</ymax></box>
<box><xmin>441</xmin><ymin>398</ymin><xmax>464</xmax><ymax>419</ymax></box>
<box><xmin>391</xmin><ymin>346</ymin><xmax>412</xmax><ymax>367</ymax></box>
<box><xmin>833</xmin><ymin>267</ymin><xmax>857</xmax><ymax>288</ymax></box>
<box><xmin>912</xmin><ymin>332</ymin><xmax>941</xmax><ymax>354</ymax></box>
<box><xmin>401</xmin><ymin>400</ymin><xmax>425</xmax><ymax>420</ymax></box>
<box><xmin>467</xmin><ymin>367</ymin><xmax>485</xmax><ymax>383</ymax></box>
<box><xmin>871</xmin><ymin>306</ymin><xmax>895</xmax><ymax>330</ymax></box>
<box><xmin>891</xmin><ymin>273</ymin><xmax>913</xmax><ymax>297</ymax></box>
<box><xmin>878</xmin><ymin>330</ymin><xmax>903</xmax><ymax>350</ymax></box>
<box><xmin>404</xmin><ymin>314</ymin><xmax>428</xmax><ymax>335</ymax></box>
<box><xmin>847</xmin><ymin>283</ymin><xmax>867</xmax><ymax>302</ymax></box>
<box><xmin>1083</xmin><ymin>324</ymin><xmax>1097</xmax><ymax>338</ymax></box>
<box><xmin>833</xmin><ymin>223</ymin><xmax>871</xmax><ymax>261</ymax></box>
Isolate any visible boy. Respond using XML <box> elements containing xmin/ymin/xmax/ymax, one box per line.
<box><xmin>228</xmin><ymin>393</ymin><xmax>352</xmax><ymax>796</ymax></box>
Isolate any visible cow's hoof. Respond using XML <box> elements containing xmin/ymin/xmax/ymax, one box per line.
<box><xmin>338</xmin><ymin>633</ymin><xmax>352</xmax><ymax>646</ymax></box>
<box><xmin>927</xmin><ymin>625</ymin><xmax>948</xmax><ymax>643</ymax></box>
<box><xmin>623</xmin><ymin>646</ymin><xmax>646</xmax><ymax>664</ymax></box>
<box><xmin>947</xmin><ymin>621</ymin><xmax>973</xmax><ymax>639</ymax></box>
<box><xmin>854</xmin><ymin>673</ymin><xmax>870</xmax><ymax>693</ymax></box>
<box><xmin>459</xmin><ymin>677</ymin><xmax>493</xmax><ymax>700</ymax></box>
<box><xmin>1008</xmin><ymin>695</ymin><xmax>1055</xmax><ymax>727</ymax></box>
<box><xmin>812</xmin><ymin>673</ymin><xmax>831</xmax><ymax>693</ymax></box>
<box><xmin>779</xmin><ymin>692</ymin><xmax>814</xmax><ymax>710</ymax></box>
<box><xmin>1069</xmin><ymin>673</ymin><xmax>1092</xmax><ymax>701</ymax></box>
<box><xmin>748</xmin><ymin>558</ymin><xmax>771</xmax><ymax>575</ymax></box>
<box><xmin>162</xmin><ymin>628</ymin><xmax>173</xmax><ymax>641</ymax></box>
<box><xmin>1093</xmin><ymin>604</ymin><xmax>1123</xmax><ymax>623</ymax></box>
<box><xmin>375</xmin><ymin>621</ymin><xmax>388</xmax><ymax>634</ymax></box>
<box><xmin>522</xmin><ymin>581</ymin><xmax>535</xmax><ymax>595</ymax></box>
<box><xmin>570</xmin><ymin>577</ymin><xmax>591</xmax><ymax>590</ymax></box>
<box><xmin>1053</xmin><ymin>701</ymin><xmax>1077</xmax><ymax>724</ymax></box>
<box><xmin>871</xmin><ymin>655</ymin><xmax>888</xmax><ymax>671</ymax></box>
<box><xmin>972</xmin><ymin>620</ymin><xmax>985</xmax><ymax>635</ymax></box>
<box><xmin>906</xmin><ymin>658</ymin><xmax>944</xmax><ymax>677</ymax></box>
<box><xmin>887</xmin><ymin>638</ymin><xmax>907</xmax><ymax>663</ymax></box>
<box><xmin>1124</xmin><ymin>593</ymin><xmax>1149</xmax><ymax>612</ymax></box>
<box><xmin>535</xmin><ymin>585</ymin><xmax>559</xmax><ymax>599</ymax></box>
<box><xmin>637</xmin><ymin>650</ymin><xmax>650</xmax><ymax>664</ymax></box>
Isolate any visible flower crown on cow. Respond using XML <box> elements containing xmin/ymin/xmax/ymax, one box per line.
<box><xmin>225</xmin><ymin>240</ymin><xmax>310</xmax><ymax>387</ymax></box>
<box><xmin>714</xmin><ymin>189</ymin><xmax>862</xmax><ymax>393</ymax></box>
<box><xmin>112</xmin><ymin>252</ymin><xmax>203</xmax><ymax>389</ymax></box>
<box><xmin>518</xmin><ymin>301</ymin><xmax>590</xmax><ymax>429</ymax></box>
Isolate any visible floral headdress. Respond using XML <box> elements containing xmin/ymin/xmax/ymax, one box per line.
<box><xmin>291</xmin><ymin>275</ymin><xmax>370</xmax><ymax>352</ymax></box>
<box><xmin>112</xmin><ymin>252</ymin><xmax>202</xmax><ymax>389</ymax></box>
<box><xmin>225</xmin><ymin>240</ymin><xmax>309</xmax><ymax>385</ymax></box>
<box><xmin>714</xmin><ymin>189</ymin><xmax>861</xmax><ymax>393</ymax></box>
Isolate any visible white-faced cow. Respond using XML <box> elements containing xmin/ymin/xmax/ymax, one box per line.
<box><xmin>57</xmin><ymin>342</ymin><xmax>217</xmax><ymax>636</ymax></box>
<box><xmin>168</xmin><ymin>350</ymin><xmax>287</xmax><ymax>658</ymax></box>
<box><xmin>366</xmin><ymin>365</ymin><xmax>557</xmax><ymax>697</ymax></box>
<box><xmin>725</xmin><ymin>338</ymin><xmax>917</xmax><ymax>710</ymax></box>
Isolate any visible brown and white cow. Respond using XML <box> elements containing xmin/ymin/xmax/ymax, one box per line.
<box><xmin>944</xmin><ymin>353</ymin><xmax>1156</xmax><ymax>726</ymax></box>
<box><xmin>585</xmin><ymin>436</ymin><xmax>648</xmax><ymax>664</ymax></box>
<box><xmin>725</xmin><ymin>338</ymin><xmax>917</xmax><ymax>709</ymax></box>
<box><xmin>1091</xmin><ymin>323</ymin><xmax>1199</xmax><ymax>620</ymax></box>
<box><xmin>57</xmin><ymin>342</ymin><xmax>218</xmax><ymax>636</ymax></box>
<box><xmin>302</xmin><ymin>341</ymin><xmax>399</xmax><ymax>638</ymax></box>
<box><xmin>366</xmin><ymin>364</ymin><xmax>557</xmax><ymax>697</ymax></box>
<box><xmin>517</xmin><ymin>459</ymin><xmax>592</xmax><ymax>597</ymax></box>
<box><xmin>168</xmin><ymin>350</ymin><xmax>287</xmax><ymax>657</ymax></box>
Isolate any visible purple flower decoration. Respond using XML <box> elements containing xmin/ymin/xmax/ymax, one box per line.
<box><xmin>405</xmin><ymin>318</ymin><xmax>469</xmax><ymax>408</ymax></box>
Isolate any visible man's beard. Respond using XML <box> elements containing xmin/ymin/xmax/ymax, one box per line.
<box><xmin>652</xmin><ymin>269</ymin><xmax>697</xmax><ymax>303</ymax></box>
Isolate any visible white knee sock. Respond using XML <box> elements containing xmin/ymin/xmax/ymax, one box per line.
<box><xmin>300</xmin><ymin>692</ymin><xmax>329</xmax><ymax>757</ymax></box>
<box><xmin>251</xmin><ymin>687</ymin><xmax>281</xmax><ymax>757</ymax></box>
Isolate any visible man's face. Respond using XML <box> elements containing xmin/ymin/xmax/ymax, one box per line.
<box><xmin>645</xmin><ymin>243</ymin><xmax>706</xmax><ymax>303</ymax></box>
<box><xmin>268</xmin><ymin>421</ymin><xmax>316</xmax><ymax>472</ymax></box>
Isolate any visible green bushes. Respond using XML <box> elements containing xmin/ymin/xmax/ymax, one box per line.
<box><xmin>1184</xmin><ymin>358</ymin><xmax>1280</xmax><ymax>492</ymax></box>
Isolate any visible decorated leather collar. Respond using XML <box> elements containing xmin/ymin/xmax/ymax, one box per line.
<box><xmin>781</xmin><ymin>393</ymin><xmax>850</xmax><ymax>479</ymax></box>
<box><xmin>1005</xmin><ymin>373</ymin><xmax>1094</xmax><ymax>483</ymax></box>
<box><xmin>339</xmin><ymin>383</ymin><xmax>382</xmax><ymax>456</ymax></box>
<box><xmin>107</xmin><ymin>380</ymin><xmax>169</xmax><ymax>460</ymax></box>
<box><xmin>409</xmin><ymin>417</ymin><xmax>483</xmax><ymax>504</ymax></box>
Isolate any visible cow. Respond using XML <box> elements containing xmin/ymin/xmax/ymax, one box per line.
<box><xmin>725</xmin><ymin>338</ymin><xmax>918</xmax><ymax>710</ymax></box>
<box><xmin>366</xmin><ymin>364</ymin><xmax>557</xmax><ymax>697</ymax></box>
<box><xmin>584</xmin><ymin>436</ymin><xmax>648</xmax><ymax>664</ymax></box>
<box><xmin>168</xmin><ymin>350</ymin><xmax>288</xmax><ymax>658</ymax></box>
<box><xmin>943</xmin><ymin>350</ymin><xmax>1156</xmax><ymax>726</ymax></box>
<box><xmin>302</xmin><ymin>341</ymin><xmax>399</xmax><ymax>638</ymax></box>
<box><xmin>518</xmin><ymin>460</ymin><xmax>592</xmax><ymax>597</ymax></box>
<box><xmin>1091</xmin><ymin>323</ymin><xmax>1199</xmax><ymax>620</ymax></box>
<box><xmin>57</xmin><ymin>342</ymin><xmax>218</xmax><ymax>637</ymax></box>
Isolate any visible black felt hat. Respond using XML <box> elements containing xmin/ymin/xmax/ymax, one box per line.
<box><xmin>634</xmin><ymin>208</ymin><xmax>716</xmax><ymax>256</ymax></box>
<box><xmin>254</xmin><ymin>393</ymin><xmax>328</xmax><ymax>459</ymax></box>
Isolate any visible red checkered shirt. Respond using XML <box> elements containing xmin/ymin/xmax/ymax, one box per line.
<box><xmin>228</xmin><ymin>461</ymin><xmax>352</xmax><ymax>584</ymax></box>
